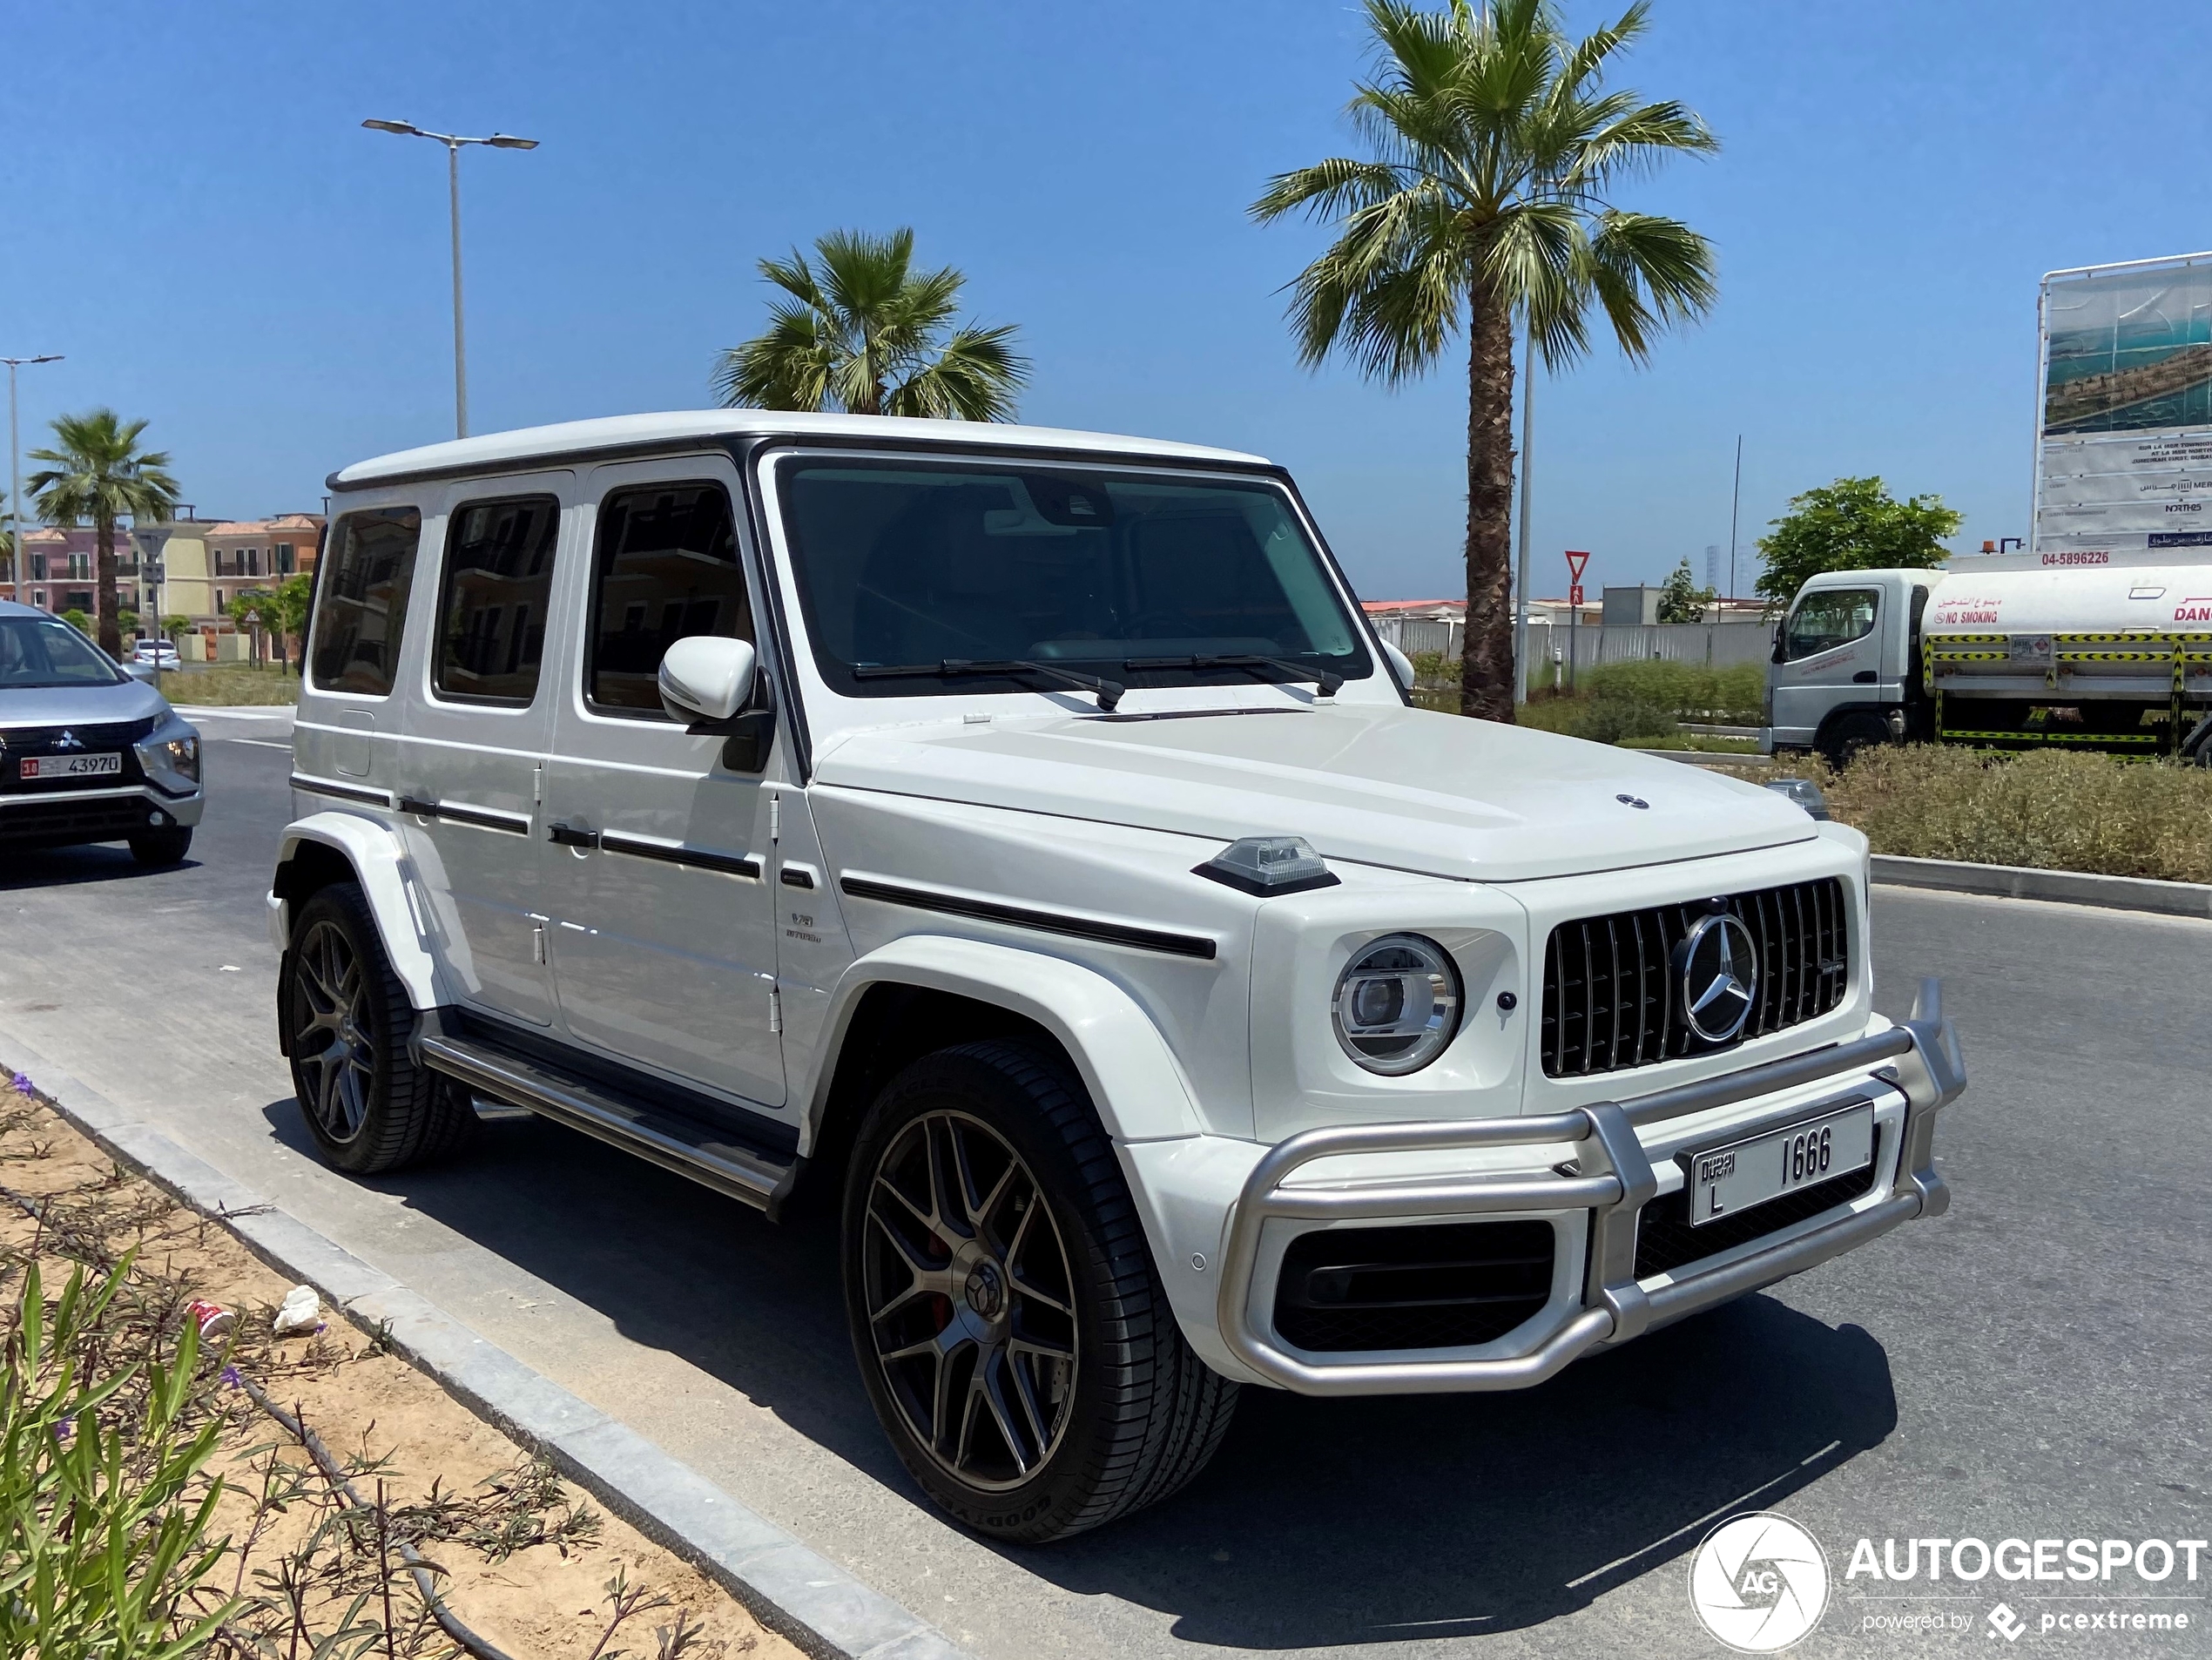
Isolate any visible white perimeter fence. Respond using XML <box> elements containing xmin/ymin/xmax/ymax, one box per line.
<box><xmin>1368</xmin><ymin>614</ymin><xmax>1774</xmax><ymax>690</ymax></box>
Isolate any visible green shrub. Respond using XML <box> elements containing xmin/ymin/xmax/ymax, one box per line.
<box><xmin>1752</xmin><ymin>747</ymin><xmax>2212</xmax><ymax>883</ymax></box>
<box><xmin>1581</xmin><ymin>659</ymin><xmax>1763</xmax><ymax>721</ymax></box>
<box><xmin>0</xmin><ymin>1258</ymin><xmax>233</xmax><ymax>1657</ymax></box>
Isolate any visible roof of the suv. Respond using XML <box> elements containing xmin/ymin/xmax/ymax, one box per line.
<box><xmin>328</xmin><ymin>411</ymin><xmax>1271</xmax><ymax>491</ymax></box>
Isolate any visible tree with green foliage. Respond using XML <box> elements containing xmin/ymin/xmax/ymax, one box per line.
<box><xmin>226</xmin><ymin>589</ymin><xmax>277</xmax><ymax>664</ymax></box>
<box><xmin>160</xmin><ymin>615</ymin><xmax>192</xmax><ymax>642</ymax></box>
<box><xmin>714</xmin><ymin>228</ymin><xmax>1028</xmax><ymax>420</ymax></box>
<box><xmin>1754</xmin><ymin>476</ymin><xmax>1962</xmax><ymax>604</ymax></box>
<box><xmin>60</xmin><ymin>607</ymin><xmax>91</xmax><ymax>637</ymax></box>
<box><xmin>28</xmin><ymin>410</ymin><xmax>180</xmax><ymax>659</ymax></box>
<box><xmin>1251</xmin><ymin>0</ymin><xmax>1718</xmax><ymax>721</ymax></box>
<box><xmin>272</xmin><ymin>572</ymin><xmax>314</xmax><ymax>666</ymax></box>
<box><xmin>1656</xmin><ymin>556</ymin><xmax>1715</xmax><ymax>622</ymax></box>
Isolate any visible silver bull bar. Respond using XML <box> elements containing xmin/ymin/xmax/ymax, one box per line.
<box><xmin>1216</xmin><ymin>979</ymin><xmax>1967</xmax><ymax>1395</ymax></box>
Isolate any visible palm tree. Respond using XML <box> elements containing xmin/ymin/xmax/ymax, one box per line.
<box><xmin>714</xmin><ymin>228</ymin><xmax>1028</xmax><ymax>421</ymax></box>
<box><xmin>1252</xmin><ymin>0</ymin><xmax>1718</xmax><ymax>721</ymax></box>
<box><xmin>29</xmin><ymin>409</ymin><xmax>180</xmax><ymax>658</ymax></box>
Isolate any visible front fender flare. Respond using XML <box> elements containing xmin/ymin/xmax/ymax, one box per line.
<box><xmin>271</xmin><ymin>813</ymin><xmax>443</xmax><ymax>1011</ymax></box>
<box><xmin>806</xmin><ymin>935</ymin><xmax>1208</xmax><ymax>1149</ymax></box>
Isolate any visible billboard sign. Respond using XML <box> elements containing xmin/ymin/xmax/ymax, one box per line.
<box><xmin>2034</xmin><ymin>254</ymin><xmax>2212</xmax><ymax>557</ymax></box>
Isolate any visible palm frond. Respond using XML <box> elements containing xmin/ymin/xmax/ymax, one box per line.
<box><xmin>715</xmin><ymin>228</ymin><xmax>1022</xmax><ymax>420</ymax></box>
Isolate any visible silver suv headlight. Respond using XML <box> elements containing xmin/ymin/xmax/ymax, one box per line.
<box><xmin>1331</xmin><ymin>933</ymin><xmax>1462</xmax><ymax>1075</ymax></box>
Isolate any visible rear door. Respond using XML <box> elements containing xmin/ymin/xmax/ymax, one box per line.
<box><xmin>395</xmin><ymin>475</ymin><xmax>573</xmax><ymax>1028</ymax></box>
<box><xmin>1772</xmin><ymin>584</ymin><xmax>1882</xmax><ymax>743</ymax></box>
<box><xmin>539</xmin><ymin>456</ymin><xmax>786</xmax><ymax>1114</ymax></box>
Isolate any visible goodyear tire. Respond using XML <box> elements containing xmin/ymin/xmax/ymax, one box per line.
<box><xmin>279</xmin><ymin>882</ymin><xmax>475</xmax><ymax>1175</ymax></box>
<box><xmin>841</xmin><ymin>1040</ymin><xmax>1237</xmax><ymax>1542</ymax></box>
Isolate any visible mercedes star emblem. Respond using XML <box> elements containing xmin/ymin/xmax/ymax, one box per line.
<box><xmin>1678</xmin><ymin>912</ymin><xmax>1758</xmax><ymax>1043</ymax></box>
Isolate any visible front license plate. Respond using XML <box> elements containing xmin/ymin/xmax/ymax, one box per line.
<box><xmin>19</xmin><ymin>752</ymin><xmax>121</xmax><ymax>779</ymax></box>
<box><xmin>1687</xmin><ymin>1103</ymin><xmax>1874</xmax><ymax>1227</ymax></box>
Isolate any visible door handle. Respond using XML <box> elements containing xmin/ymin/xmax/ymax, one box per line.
<box><xmin>546</xmin><ymin>820</ymin><xmax>600</xmax><ymax>849</ymax></box>
<box><xmin>1852</xmin><ymin>671</ymin><xmax>1878</xmax><ymax>684</ymax></box>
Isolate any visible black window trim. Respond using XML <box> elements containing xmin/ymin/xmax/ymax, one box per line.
<box><xmin>1785</xmin><ymin>585</ymin><xmax>1882</xmax><ymax>664</ymax></box>
<box><xmin>578</xmin><ymin>474</ymin><xmax>759</xmax><ymax>725</ymax></box>
<box><xmin>758</xmin><ymin>446</ymin><xmax>1378</xmax><ymax>704</ymax></box>
<box><xmin>428</xmin><ymin>489</ymin><xmax>564</xmax><ymax>712</ymax></box>
<box><xmin>307</xmin><ymin>502</ymin><xmax>425</xmax><ymax>701</ymax></box>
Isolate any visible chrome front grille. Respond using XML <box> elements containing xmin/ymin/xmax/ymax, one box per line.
<box><xmin>1540</xmin><ymin>877</ymin><xmax>1850</xmax><ymax>1077</ymax></box>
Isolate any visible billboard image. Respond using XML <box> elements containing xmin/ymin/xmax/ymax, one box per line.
<box><xmin>2035</xmin><ymin>255</ymin><xmax>2212</xmax><ymax>555</ymax></box>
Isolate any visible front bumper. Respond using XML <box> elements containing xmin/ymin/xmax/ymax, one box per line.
<box><xmin>0</xmin><ymin>783</ymin><xmax>204</xmax><ymax>847</ymax></box>
<box><xmin>1204</xmin><ymin>979</ymin><xmax>1966</xmax><ymax>1395</ymax></box>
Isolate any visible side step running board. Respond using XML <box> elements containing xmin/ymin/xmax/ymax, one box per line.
<box><xmin>415</xmin><ymin>1030</ymin><xmax>800</xmax><ymax>1218</ymax></box>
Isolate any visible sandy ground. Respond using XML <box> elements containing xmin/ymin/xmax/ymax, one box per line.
<box><xmin>0</xmin><ymin>1080</ymin><xmax>801</xmax><ymax>1660</ymax></box>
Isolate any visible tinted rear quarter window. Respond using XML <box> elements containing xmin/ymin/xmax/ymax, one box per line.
<box><xmin>433</xmin><ymin>495</ymin><xmax>561</xmax><ymax>706</ymax></box>
<box><xmin>310</xmin><ymin>507</ymin><xmax>422</xmax><ymax>697</ymax></box>
<box><xmin>585</xmin><ymin>482</ymin><xmax>753</xmax><ymax>716</ymax></box>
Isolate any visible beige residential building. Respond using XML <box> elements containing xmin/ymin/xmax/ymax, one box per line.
<box><xmin>142</xmin><ymin>513</ymin><xmax>325</xmax><ymax>660</ymax></box>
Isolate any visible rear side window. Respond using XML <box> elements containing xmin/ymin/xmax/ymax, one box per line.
<box><xmin>584</xmin><ymin>482</ymin><xmax>753</xmax><ymax>716</ymax></box>
<box><xmin>1784</xmin><ymin>588</ymin><xmax>1878</xmax><ymax>662</ymax></box>
<box><xmin>433</xmin><ymin>495</ymin><xmax>562</xmax><ymax>706</ymax></box>
<box><xmin>310</xmin><ymin>507</ymin><xmax>421</xmax><ymax>697</ymax></box>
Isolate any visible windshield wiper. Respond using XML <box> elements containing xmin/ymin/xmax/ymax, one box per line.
<box><xmin>853</xmin><ymin>658</ymin><xmax>1124</xmax><ymax>712</ymax></box>
<box><xmin>1123</xmin><ymin>653</ymin><xmax>1343</xmax><ymax>696</ymax></box>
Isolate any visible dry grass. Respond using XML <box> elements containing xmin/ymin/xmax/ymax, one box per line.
<box><xmin>0</xmin><ymin>1081</ymin><xmax>796</xmax><ymax>1660</ymax></box>
<box><xmin>1749</xmin><ymin>747</ymin><xmax>2212</xmax><ymax>883</ymax></box>
<box><xmin>155</xmin><ymin>665</ymin><xmax>300</xmax><ymax>707</ymax></box>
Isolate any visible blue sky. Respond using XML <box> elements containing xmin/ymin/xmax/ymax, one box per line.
<box><xmin>2</xmin><ymin>0</ymin><xmax>2203</xmax><ymax>600</ymax></box>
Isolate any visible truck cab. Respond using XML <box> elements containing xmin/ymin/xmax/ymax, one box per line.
<box><xmin>1765</xmin><ymin>567</ymin><xmax>1939</xmax><ymax>765</ymax></box>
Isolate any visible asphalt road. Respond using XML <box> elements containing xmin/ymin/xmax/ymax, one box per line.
<box><xmin>2</xmin><ymin>714</ymin><xmax>2206</xmax><ymax>1658</ymax></box>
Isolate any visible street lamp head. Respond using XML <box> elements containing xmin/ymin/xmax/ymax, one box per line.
<box><xmin>486</xmin><ymin>134</ymin><xmax>538</xmax><ymax>150</ymax></box>
<box><xmin>362</xmin><ymin>118</ymin><xmax>421</xmax><ymax>136</ymax></box>
<box><xmin>30</xmin><ymin>355</ymin><xmax>62</xmax><ymax>365</ymax></box>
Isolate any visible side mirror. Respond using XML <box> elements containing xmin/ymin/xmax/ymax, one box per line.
<box><xmin>658</xmin><ymin>636</ymin><xmax>756</xmax><ymax>725</ymax></box>
<box><xmin>1770</xmin><ymin>624</ymin><xmax>1787</xmax><ymax>665</ymax></box>
<box><xmin>1379</xmin><ymin>640</ymin><xmax>1416</xmax><ymax>692</ymax></box>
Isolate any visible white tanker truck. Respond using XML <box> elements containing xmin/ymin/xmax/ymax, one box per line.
<box><xmin>1764</xmin><ymin>550</ymin><xmax>2212</xmax><ymax>766</ymax></box>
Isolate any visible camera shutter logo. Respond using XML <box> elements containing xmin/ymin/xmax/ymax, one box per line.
<box><xmin>1678</xmin><ymin>911</ymin><xmax>1758</xmax><ymax>1043</ymax></box>
<box><xmin>1688</xmin><ymin>1511</ymin><xmax>1830</xmax><ymax>1652</ymax></box>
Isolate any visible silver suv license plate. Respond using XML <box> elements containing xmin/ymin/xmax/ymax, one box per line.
<box><xmin>1687</xmin><ymin>1103</ymin><xmax>1874</xmax><ymax>1227</ymax></box>
<box><xmin>19</xmin><ymin>752</ymin><xmax>121</xmax><ymax>779</ymax></box>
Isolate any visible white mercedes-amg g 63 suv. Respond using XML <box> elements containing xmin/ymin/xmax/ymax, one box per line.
<box><xmin>270</xmin><ymin>413</ymin><xmax>1966</xmax><ymax>1542</ymax></box>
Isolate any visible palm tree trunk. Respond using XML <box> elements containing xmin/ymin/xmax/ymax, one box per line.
<box><xmin>95</xmin><ymin>515</ymin><xmax>122</xmax><ymax>658</ymax></box>
<box><xmin>1461</xmin><ymin>276</ymin><xmax>1518</xmax><ymax>722</ymax></box>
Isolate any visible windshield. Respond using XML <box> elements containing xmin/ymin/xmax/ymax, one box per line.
<box><xmin>0</xmin><ymin>615</ymin><xmax>126</xmax><ymax>689</ymax></box>
<box><xmin>775</xmin><ymin>458</ymin><xmax>1371</xmax><ymax>698</ymax></box>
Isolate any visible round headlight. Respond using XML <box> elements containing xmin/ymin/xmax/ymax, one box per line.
<box><xmin>1332</xmin><ymin>934</ymin><xmax>1462</xmax><ymax>1075</ymax></box>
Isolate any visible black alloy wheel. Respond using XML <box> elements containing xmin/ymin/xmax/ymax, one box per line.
<box><xmin>280</xmin><ymin>882</ymin><xmax>475</xmax><ymax>1175</ymax></box>
<box><xmin>860</xmin><ymin>1109</ymin><xmax>1080</xmax><ymax>1488</ymax></box>
<box><xmin>842</xmin><ymin>1041</ymin><xmax>1238</xmax><ymax>1542</ymax></box>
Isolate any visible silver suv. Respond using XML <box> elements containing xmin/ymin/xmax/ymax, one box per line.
<box><xmin>0</xmin><ymin>600</ymin><xmax>203</xmax><ymax>864</ymax></box>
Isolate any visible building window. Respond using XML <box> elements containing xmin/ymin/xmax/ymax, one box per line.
<box><xmin>215</xmin><ymin>589</ymin><xmax>225</xmax><ymax>610</ymax></box>
<box><xmin>67</xmin><ymin>553</ymin><xmax>91</xmax><ymax>581</ymax></box>
<box><xmin>276</xmin><ymin>543</ymin><xmax>295</xmax><ymax>575</ymax></box>
<box><xmin>29</xmin><ymin>554</ymin><xmax>46</xmax><ymax>580</ymax></box>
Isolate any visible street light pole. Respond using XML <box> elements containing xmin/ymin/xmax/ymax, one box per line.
<box><xmin>3</xmin><ymin>354</ymin><xmax>64</xmax><ymax>604</ymax></box>
<box><xmin>361</xmin><ymin>120</ymin><xmax>539</xmax><ymax>441</ymax></box>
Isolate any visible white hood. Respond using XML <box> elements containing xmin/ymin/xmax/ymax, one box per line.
<box><xmin>813</xmin><ymin>704</ymin><xmax>1815</xmax><ymax>882</ymax></box>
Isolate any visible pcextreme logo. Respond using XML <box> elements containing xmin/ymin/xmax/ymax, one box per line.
<box><xmin>1689</xmin><ymin>1512</ymin><xmax>1831</xmax><ymax>1652</ymax></box>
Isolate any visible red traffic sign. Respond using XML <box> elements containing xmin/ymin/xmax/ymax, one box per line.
<box><xmin>1569</xmin><ymin>584</ymin><xmax>1584</xmax><ymax>606</ymax></box>
<box><xmin>1564</xmin><ymin>550</ymin><xmax>1590</xmax><ymax>582</ymax></box>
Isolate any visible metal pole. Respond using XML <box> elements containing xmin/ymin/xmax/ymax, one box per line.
<box><xmin>7</xmin><ymin>362</ymin><xmax>18</xmax><ymax>604</ymax></box>
<box><xmin>1727</xmin><ymin>434</ymin><xmax>1743</xmax><ymax>601</ymax></box>
<box><xmin>448</xmin><ymin>141</ymin><xmax>468</xmax><ymax>440</ymax></box>
<box><xmin>1513</xmin><ymin>318</ymin><xmax>1535</xmax><ymax>709</ymax></box>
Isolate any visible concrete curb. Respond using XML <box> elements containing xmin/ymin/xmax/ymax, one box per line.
<box><xmin>1870</xmin><ymin>854</ymin><xmax>2212</xmax><ymax>919</ymax></box>
<box><xmin>0</xmin><ymin>1026</ymin><xmax>974</xmax><ymax>1660</ymax></box>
